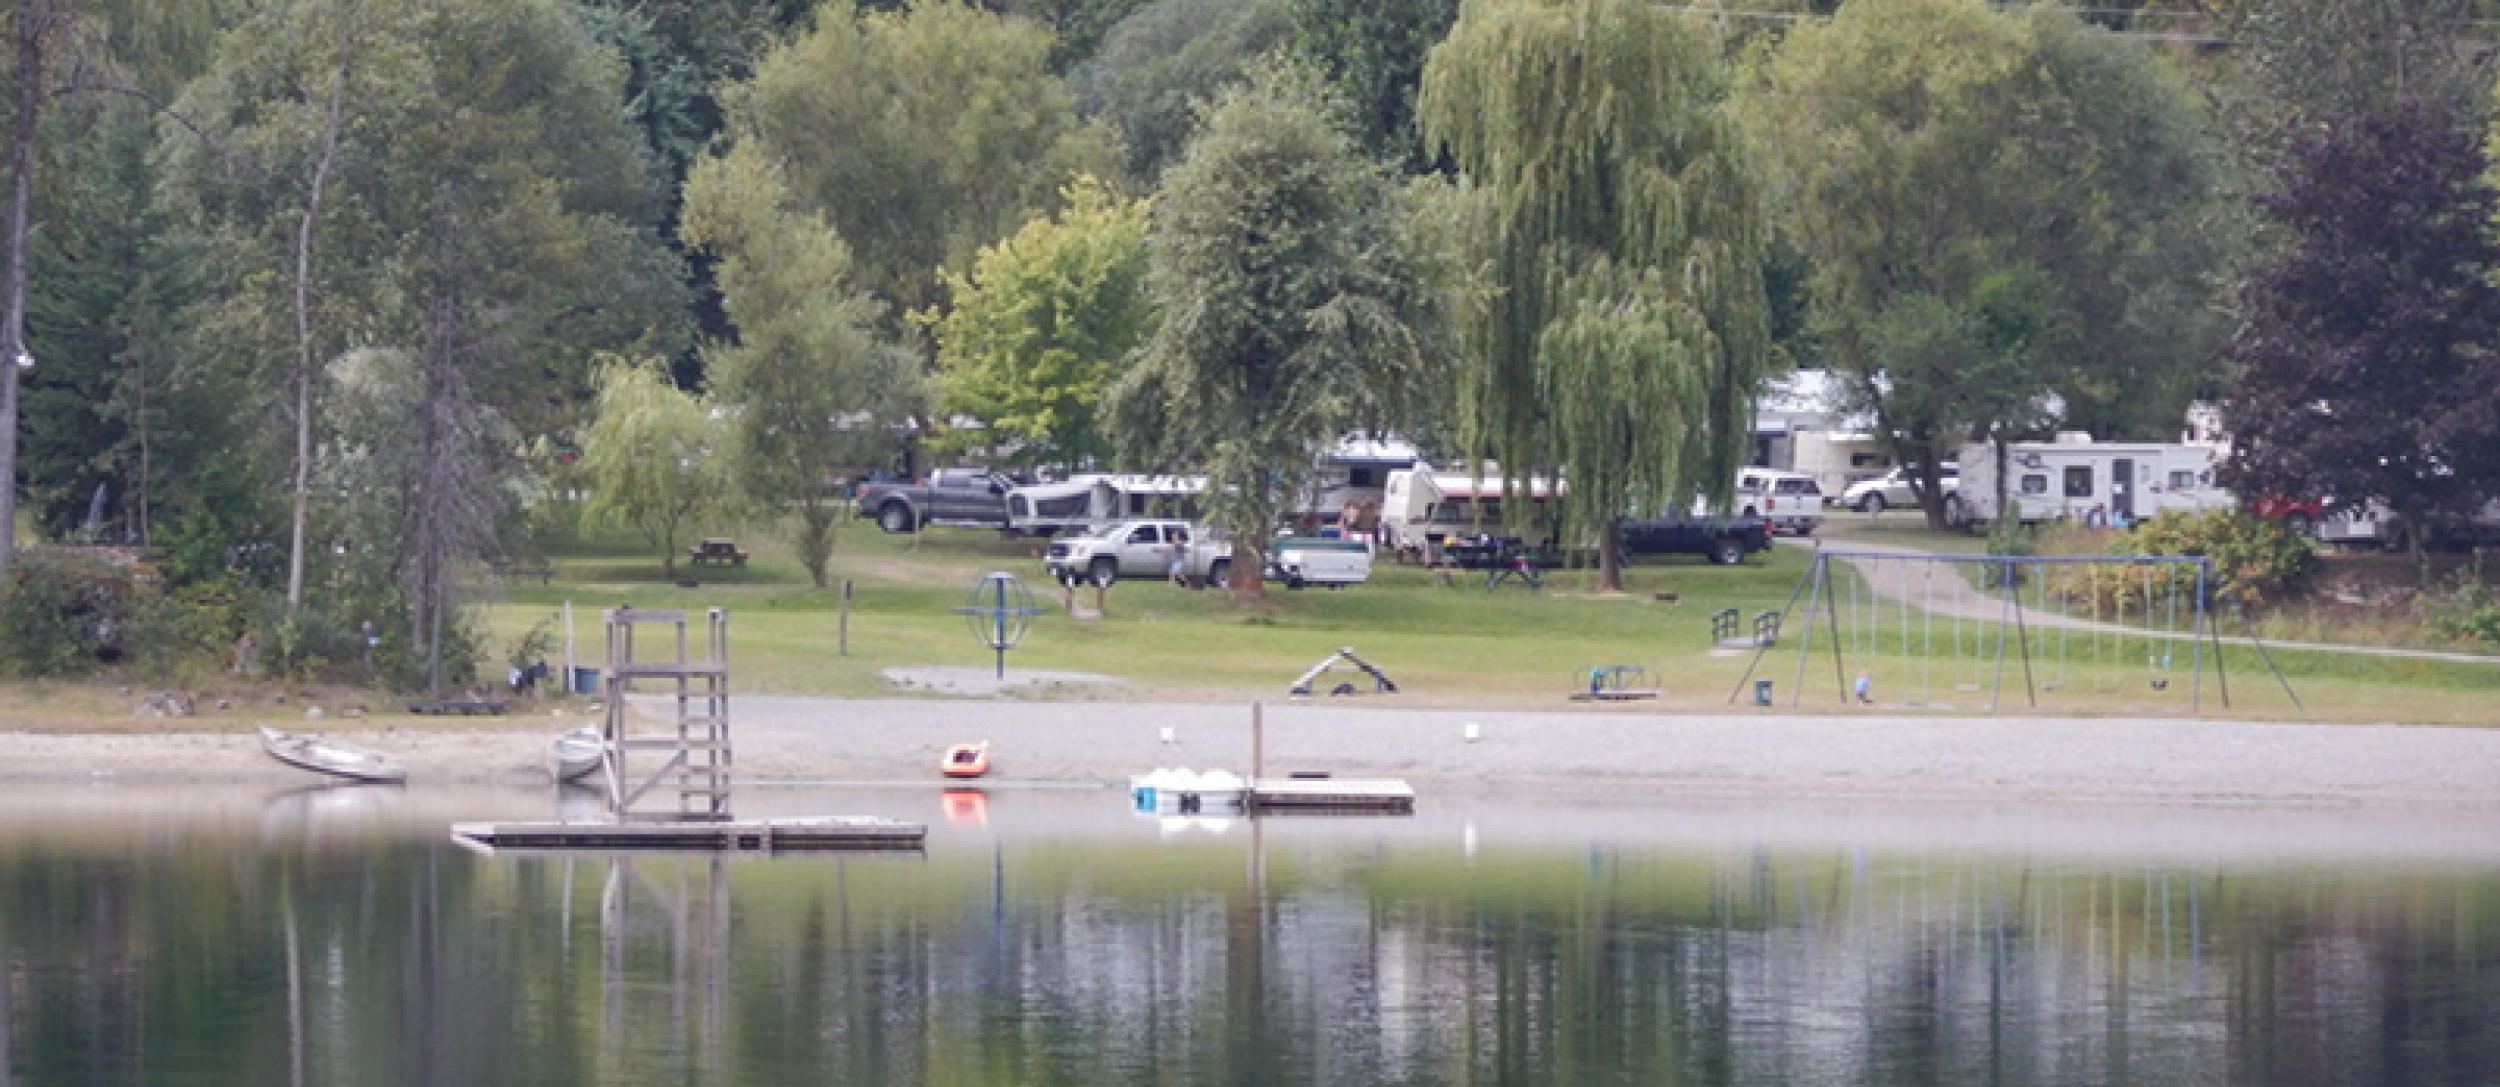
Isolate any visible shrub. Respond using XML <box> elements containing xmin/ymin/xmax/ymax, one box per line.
<box><xmin>2128</xmin><ymin>510</ymin><xmax>2315</xmax><ymax>609</ymax></box>
<box><xmin>0</xmin><ymin>552</ymin><xmax>143</xmax><ymax>677</ymax></box>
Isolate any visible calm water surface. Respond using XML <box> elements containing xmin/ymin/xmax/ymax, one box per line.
<box><xmin>3</xmin><ymin>784</ymin><xmax>2497</xmax><ymax>1087</ymax></box>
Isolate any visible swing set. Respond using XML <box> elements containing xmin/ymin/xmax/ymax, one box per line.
<box><xmin>1728</xmin><ymin>550</ymin><xmax>2303</xmax><ymax>713</ymax></box>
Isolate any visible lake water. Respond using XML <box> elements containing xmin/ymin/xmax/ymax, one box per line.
<box><xmin>4</xmin><ymin>783</ymin><xmax>2498</xmax><ymax>1087</ymax></box>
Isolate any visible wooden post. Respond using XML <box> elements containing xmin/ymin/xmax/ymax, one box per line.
<box><xmin>1252</xmin><ymin>700</ymin><xmax>1264</xmax><ymax>784</ymax></box>
<box><xmin>838</xmin><ymin>579</ymin><xmax>852</xmax><ymax>655</ymax></box>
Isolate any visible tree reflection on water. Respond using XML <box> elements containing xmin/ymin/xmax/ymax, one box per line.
<box><xmin>1</xmin><ymin>787</ymin><xmax>2497</xmax><ymax>1087</ymax></box>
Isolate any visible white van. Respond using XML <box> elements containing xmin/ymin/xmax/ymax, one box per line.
<box><xmin>1734</xmin><ymin>468</ymin><xmax>1824</xmax><ymax>536</ymax></box>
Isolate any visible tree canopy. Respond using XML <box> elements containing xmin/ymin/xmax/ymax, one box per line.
<box><xmin>720</xmin><ymin>1</ymin><xmax>1118</xmax><ymax>323</ymax></box>
<box><xmin>926</xmin><ymin>175</ymin><xmax>1152</xmax><ymax>472</ymax></box>
<box><xmin>1105</xmin><ymin>66</ymin><xmax>1456</xmax><ymax>591</ymax></box>
<box><xmin>2222</xmin><ymin>93</ymin><xmax>2500</xmax><ymax>562</ymax></box>
<box><xmin>683</xmin><ymin>143</ymin><xmax>919</xmax><ymax>588</ymax></box>
<box><xmin>1420</xmin><ymin>0</ymin><xmax>1771</xmax><ymax>591</ymax></box>
<box><xmin>1743</xmin><ymin>0</ymin><xmax>2226</xmax><ymax>521</ymax></box>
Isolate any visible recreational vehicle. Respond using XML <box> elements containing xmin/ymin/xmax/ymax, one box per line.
<box><xmin>1378</xmin><ymin>466</ymin><xmax>1564</xmax><ymax>564</ymax></box>
<box><xmin>1952</xmin><ymin>435</ymin><xmax>2230</xmax><ymax>527</ymax></box>
<box><xmin>1004</xmin><ymin>474</ymin><xmax>1207</xmax><ymax>535</ymax></box>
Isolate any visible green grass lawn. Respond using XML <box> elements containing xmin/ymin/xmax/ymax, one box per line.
<box><xmin>470</xmin><ymin>510</ymin><xmax>2500</xmax><ymax>723</ymax></box>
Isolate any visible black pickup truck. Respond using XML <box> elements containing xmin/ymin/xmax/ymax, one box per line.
<box><xmin>1617</xmin><ymin>513</ymin><xmax>1773</xmax><ymax>565</ymax></box>
<box><xmin>854</xmin><ymin>468</ymin><xmax>1015</xmax><ymax>533</ymax></box>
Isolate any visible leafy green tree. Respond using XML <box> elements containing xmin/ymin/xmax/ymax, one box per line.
<box><xmin>1420</xmin><ymin>0</ymin><xmax>1771</xmax><ymax>591</ymax></box>
<box><xmin>719</xmin><ymin>1</ymin><xmax>1118</xmax><ymax>323</ymax></box>
<box><xmin>579</xmin><ymin>357</ymin><xmax>727</xmax><ymax>580</ymax></box>
<box><xmin>1072</xmin><ymin>0</ymin><xmax>1293</xmax><ymax>184</ymax></box>
<box><xmin>1286</xmin><ymin>0</ymin><xmax>1456</xmax><ymax>171</ymax></box>
<box><xmin>1106</xmin><ymin>66</ymin><xmax>1456</xmax><ymax>592</ymax></box>
<box><xmin>1745</xmin><ymin>0</ymin><xmax>2225</xmax><ymax>522</ymax></box>
<box><xmin>925</xmin><ymin>175</ymin><xmax>1151</xmax><ymax>472</ymax></box>
<box><xmin>683</xmin><ymin>146</ymin><xmax>919</xmax><ymax>588</ymax></box>
<box><xmin>165</xmin><ymin>0</ymin><xmax>689</xmax><ymax>689</ymax></box>
<box><xmin>2222</xmin><ymin>94</ymin><xmax>2500</xmax><ymax>575</ymax></box>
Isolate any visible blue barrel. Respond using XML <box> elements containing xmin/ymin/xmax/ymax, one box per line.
<box><xmin>571</xmin><ymin>667</ymin><xmax>601</xmax><ymax>695</ymax></box>
<box><xmin>1753</xmin><ymin>678</ymin><xmax>1773</xmax><ymax>707</ymax></box>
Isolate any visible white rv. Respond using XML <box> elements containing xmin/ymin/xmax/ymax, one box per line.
<box><xmin>1004</xmin><ymin>474</ymin><xmax>1208</xmax><ymax>535</ymax></box>
<box><xmin>1378</xmin><ymin>466</ymin><xmax>1564</xmax><ymax>563</ymax></box>
<box><xmin>1953</xmin><ymin>435</ymin><xmax>2231</xmax><ymax>527</ymax></box>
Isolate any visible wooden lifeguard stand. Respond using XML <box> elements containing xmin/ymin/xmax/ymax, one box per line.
<box><xmin>600</xmin><ymin>606</ymin><xmax>733</xmax><ymax>822</ymax></box>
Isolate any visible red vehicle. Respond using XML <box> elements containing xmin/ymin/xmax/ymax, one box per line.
<box><xmin>2244</xmin><ymin>494</ymin><xmax>2322</xmax><ymax>537</ymax></box>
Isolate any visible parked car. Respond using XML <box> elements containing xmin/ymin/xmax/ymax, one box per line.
<box><xmin>1841</xmin><ymin>465</ymin><xmax>1959</xmax><ymax>513</ymax></box>
<box><xmin>1043</xmin><ymin>519</ymin><xmax>1225</xmax><ymax>586</ymax></box>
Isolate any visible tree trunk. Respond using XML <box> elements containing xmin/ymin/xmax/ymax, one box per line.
<box><xmin>0</xmin><ymin>0</ymin><xmax>50</xmax><ymax>582</ymax></box>
<box><xmin>1596</xmin><ymin>518</ymin><xmax>1623</xmax><ymax>592</ymax></box>
<box><xmin>286</xmin><ymin>44</ymin><xmax>353</xmax><ymax>611</ymax></box>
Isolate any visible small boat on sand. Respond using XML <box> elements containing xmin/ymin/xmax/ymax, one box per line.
<box><xmin>941</xmin><ymin>741</ymin><xmax>991</xmax><ymax>779</ymax></box>
<box><xmin>259</xmin><ymin>726</ymin><xmax>407</xmax><ymax>784</ymax></box>
<box><xmin>549</xmin><ymin>725</ymin><xmax>603</xmax><ymax>784</ymax></box>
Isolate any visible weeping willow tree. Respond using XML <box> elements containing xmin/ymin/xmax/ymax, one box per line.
<box><xmin>1419</xmin><ymin>0</ymin><xmax>1772</xmax><ymax>591</ymax></box>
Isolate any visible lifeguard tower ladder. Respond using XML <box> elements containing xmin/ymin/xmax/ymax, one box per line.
<box><xmin>600</xmin><ymin>606</ymin><xmax>733</xmax><ymax>822</ymax></box>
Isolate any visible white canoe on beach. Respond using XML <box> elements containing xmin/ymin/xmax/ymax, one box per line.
<box><xmin>549</xmin><ymin>725</ymin><xmax>603</xmax><ymax>784</ymax></box>
<box><xmin>259</xmin><ymin>726</ymin><xmax>407</xmax><ymax>784</ymax></box>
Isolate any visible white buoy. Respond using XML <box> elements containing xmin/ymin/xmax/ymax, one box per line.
<box><xmin>1160</xmin><ymin>726</ymin><xmax>1176</xmax><ymax>744</ymax></box>
<box><xmin>1463</xmin><ymin>721</ymin><xmax>1480</xmax><ymax>743</ymax></box>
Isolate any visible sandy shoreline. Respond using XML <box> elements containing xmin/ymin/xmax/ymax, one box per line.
<box><xmin>9</xmin><ymin>686</ymin><xmax>2498</xmax><ymax>812</ymax></box>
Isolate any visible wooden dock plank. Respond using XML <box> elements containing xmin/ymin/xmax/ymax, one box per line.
<box><xmin>1248</xmin><ymin>778</ymin><xmax>1415</xmax><ymax>813</ymax></box>
<box><xmin>450</xmin><ymin>817</ymin><xmax>925</xmax><ymax>854</ymax></box>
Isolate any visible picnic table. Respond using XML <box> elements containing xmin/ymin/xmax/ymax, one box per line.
<box><xmin>488</xmin><ymin>558</ymin><xmax>556</xmax><ymax>585</ymax></box>
<box><xmin>688</xmin><ymin>538</ymin><xmax>749</xmax><ymax>567</ymax></box>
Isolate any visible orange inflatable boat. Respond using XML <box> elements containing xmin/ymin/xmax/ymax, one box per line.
<box><xmin>941</xmin><ymin>741</ymin><xmax>991</xmax><ymax>779</ymax></box>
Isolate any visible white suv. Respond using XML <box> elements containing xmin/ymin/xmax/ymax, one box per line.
<box><xmin>1734</xmin><ymin>469</ymin><xmax>1825</xmax><ymax>536</ymax></box>
<box><xmin>1043</xmin><ymin>519</ymin><xmax>1226</xmax><ymax>585</ymax></box>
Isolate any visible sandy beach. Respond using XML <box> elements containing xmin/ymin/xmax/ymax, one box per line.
<box><xmin>9</xmin><ymin>671</ymin><xmax>2498</xmax><ymax>812</ymax></box>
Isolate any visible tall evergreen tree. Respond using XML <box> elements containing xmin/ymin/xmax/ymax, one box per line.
<box><xmin>1419</xmin><ymin>0</ymin><xmax>1771</xmax><ymax>591</ymax></box>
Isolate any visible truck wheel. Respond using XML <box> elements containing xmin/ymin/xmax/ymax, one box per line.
<box><xmin>1089</xmin><ymin>557</ymin><xmax>1119</xmax><ymax>586</ymax></box>
<box><xmin>1859</xmin><ymin>494</ymin><xmax>1886</xmax><ymax>514</ymax></box>
<box><xmin>2283</xmin><ymin>510</ymin><xmax>2314</xmax><ymax>537</ymax></box>
<box><xmin>877</xmin><ymin>502</ymin><xmax>916</xmax><ymax>534</ymax></box>
<box><xmin>1205</xmin><ymin>558</ymin><xmax>1231</xmax><ymax>588</ymax></box>
<box><xmin>1710</xmin><ymin>537</ymin><xmax>1744</xmax><ymax>566</ymax></box>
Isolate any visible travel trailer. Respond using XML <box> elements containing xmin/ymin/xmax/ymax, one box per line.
<box><xmin>1952</xmin><ymin>435</ymin><xmax>2230</xmax><ymax>526</ymax></box>
<box><xmin>1004</xmin><ymin>474</ymin><xmax>1207</xmax><ymax>535</ymax></box>
<box><xmin>1378</xmin><ymin>466</ymin><xmax>1564</xmax><ymax>564</ymax></box>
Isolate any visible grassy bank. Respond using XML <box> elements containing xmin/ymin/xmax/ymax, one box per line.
<box><xmin>467</xmin><ymin>512</ymin><xmax>2499</xmax><ymax>724</ymax></box>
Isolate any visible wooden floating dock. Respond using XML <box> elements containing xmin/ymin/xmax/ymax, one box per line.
<box><xmin>449</xmin><ymin>816</ymin><xmax>926</xmax><ymax>855</ymax></box>
<box><xmin>1248</xmin><ymin>778</ymin><xmax>1415</xmax><ymax>814</ymax></box>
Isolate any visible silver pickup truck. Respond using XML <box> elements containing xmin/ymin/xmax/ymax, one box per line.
<box><xmin>1044</xmin><ymin>519</ymin><xmax>1230</xmax><ymax>586</ymax></box>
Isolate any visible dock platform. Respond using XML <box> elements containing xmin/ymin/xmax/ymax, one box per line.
<box><xmin>450</xmin><ymin>816</ymin><xmax>926</xmax><ymax>854</ymax></box>
<box><xmin>1248</xmin><ymin>777</ymin><xmax>1415</xmax><ymax>814</ymax></box>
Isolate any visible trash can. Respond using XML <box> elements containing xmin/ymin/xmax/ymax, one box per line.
<box><xmin>570</xmin><ymin>667</ymin><xmax>601</xmax><ymax>696</ymax></box>
<box><xmin>1753</xmin><ymin>678</ymin><xmax>1773</xmax><ymax>707</ymax></box>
